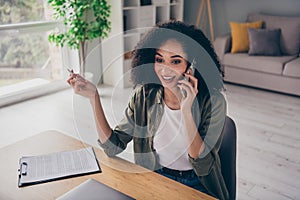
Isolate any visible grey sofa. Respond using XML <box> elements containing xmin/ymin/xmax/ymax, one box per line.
<box><xmin>214</xmin><ymin>13</ymin><xmax>300</xmax><ymax>96</ymax></box>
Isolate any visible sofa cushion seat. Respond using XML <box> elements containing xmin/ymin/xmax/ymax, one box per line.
<box><xmin>283</xmin><ymin>57</ymin><xmax>300</xmax><ymax>78</ymax></box>
<box><xmin>223</xmin><ymin>53</ymin><xmax>297</xmax><ymax>75</ymax></box>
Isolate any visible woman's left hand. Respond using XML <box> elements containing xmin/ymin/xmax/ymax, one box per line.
<box><xmin>177</xmin><ymin>73</ymin><xmax>198</xmax><ymax>112</ymax></box>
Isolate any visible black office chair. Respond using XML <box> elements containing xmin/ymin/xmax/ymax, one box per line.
<box><xmin>219</xmin><ymin>116</ymin><xmax>237</xmax><ymax>200</ymax></box>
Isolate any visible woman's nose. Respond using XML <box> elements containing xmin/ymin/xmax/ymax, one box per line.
<box><xmin>161</xmin><ymin>66</ymin><xmax>174</xmax><ymax>74</ymax></box>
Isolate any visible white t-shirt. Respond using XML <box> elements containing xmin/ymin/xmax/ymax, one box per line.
<box><xmin>153</xmin><ymin>103</ymin><xmax>193</xmax><ymax>171</ymax></box>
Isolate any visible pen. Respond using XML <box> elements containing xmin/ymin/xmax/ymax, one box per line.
<box><xmin>67</xmin><ymin>68</ymin><xmax>73</xmax><ymax>75</ymax></box>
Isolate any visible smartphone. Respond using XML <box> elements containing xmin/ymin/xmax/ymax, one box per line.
<box><xmin>180</xmin><ymin>58</ymin><xmax>196</xmax><ymax>98</ymax></box>
<box><xmin>186</xmin><ymin>58</ymin><xmax>196</xmax><ymax>76</ymax></box>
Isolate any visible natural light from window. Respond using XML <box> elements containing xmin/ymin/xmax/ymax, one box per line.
<box><xmin>0</xmin><ymin>0</ymin><xmax>65</xmax><ymax>105</ymax></box>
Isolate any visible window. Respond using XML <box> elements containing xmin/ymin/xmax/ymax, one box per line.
<box><xmin>0</xmin><ymin>0</ymin><xmax>67</xmax><ymax>106</ymax></box>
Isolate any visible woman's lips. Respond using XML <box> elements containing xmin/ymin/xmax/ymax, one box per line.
<box><xmin>161</xmin><ymin>75</ymin><xmax>176</xmax><ymax>83</ymax></box>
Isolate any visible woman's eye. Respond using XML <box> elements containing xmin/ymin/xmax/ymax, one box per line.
<box><xmin>172</xmin><ymin>59</ymin><xmax>182</xmax><ymax>64</ymax></box>
<box><xmin>155</xmin><ymin>57</ymin><xmax>164</xmax><ymax>63</ymax></box>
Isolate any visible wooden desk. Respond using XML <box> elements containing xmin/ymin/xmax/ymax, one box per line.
<box><xmin>0</xmin><ymin>130</ymin><xmax>216</xmax><ymax>200</ymax></box>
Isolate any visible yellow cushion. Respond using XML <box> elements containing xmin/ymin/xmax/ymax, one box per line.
<box><xmin>230</xmin><ymin>21</ymin><xmax>263</xmax><ymax>53</ymax></box>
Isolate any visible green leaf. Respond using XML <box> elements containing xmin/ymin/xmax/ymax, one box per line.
<box><xmin>47</xmin><ymin>0</ymin><xmax>111</xmax><ymax>74</ymax></box>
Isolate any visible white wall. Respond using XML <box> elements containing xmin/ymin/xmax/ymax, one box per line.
<box><xmin>184</xmin><ymin>0</ymin><xmax>300</xmax><ymax>37</ymax></box>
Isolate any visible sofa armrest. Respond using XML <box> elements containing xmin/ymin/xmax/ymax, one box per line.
<box><xmin>213</xmin><ymin>34</ymin><xmax>232</xmax><ymax>61</ymax></box>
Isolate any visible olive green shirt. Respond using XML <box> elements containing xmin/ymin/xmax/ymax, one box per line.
<box><xmin>98</xmin><ymin>84</ymin><xmax>229</xmax><ymax>200</ymax></box>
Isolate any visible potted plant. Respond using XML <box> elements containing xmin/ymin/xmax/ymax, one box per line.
<box><xmin>47</xmin><ymin>0</ymin><xmax>111</xmax><ymax>76</ymax></box>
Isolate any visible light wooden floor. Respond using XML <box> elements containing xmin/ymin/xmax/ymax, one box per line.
<box><xmin>0</xmin><ymin>83</ymin><xmax>299</xmax><ymax>200</ymax></box>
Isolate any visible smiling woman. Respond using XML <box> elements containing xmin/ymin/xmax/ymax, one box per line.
<box><xmin>67</xmin><ymin>20</ymin><xmax>229</xmax><ymax>199</ymax></box>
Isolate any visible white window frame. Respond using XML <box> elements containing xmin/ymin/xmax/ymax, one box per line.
<box><xmin>0</xmin><ymin>21</ymin><xmax>76</xmax><ymax>107</ymax></box>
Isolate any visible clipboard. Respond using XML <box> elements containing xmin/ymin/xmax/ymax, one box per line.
<box><xmin>18</xmin><ymin>147</ymin><xmax>101</xmax><ymax>187</ymax></box>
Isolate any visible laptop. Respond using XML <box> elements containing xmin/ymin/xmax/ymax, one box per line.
<box><xmin>57</xmin><ymin>178</ymin><xmax>135</xmax><ymax>200</ymax></box>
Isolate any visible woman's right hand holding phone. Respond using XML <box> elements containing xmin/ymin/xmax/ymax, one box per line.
<box><xmin>178</xmin><ymin>72</ymin><xmax>198</xmax><ymax>112</ymax></box>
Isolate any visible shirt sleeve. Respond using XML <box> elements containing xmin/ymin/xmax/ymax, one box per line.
<box><xmin>97</xmin><ymin>91</ymin><xmax>137</xmax><ymax>157</ymax></box>
<box><xmin>189</xmin><ymin>92</ymin><xmax>229</xmax><ymax>199</ymax></box>
<box><xmin>189</xmin><ymin>91</ymin><xmax>227</xmax><ymax>175</ymax></box>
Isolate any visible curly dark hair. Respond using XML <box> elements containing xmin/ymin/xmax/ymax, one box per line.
<box><xmin>130</xmin><ymin>20</ymin><xmax>224</xmax><ymax>93</ymax></box>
